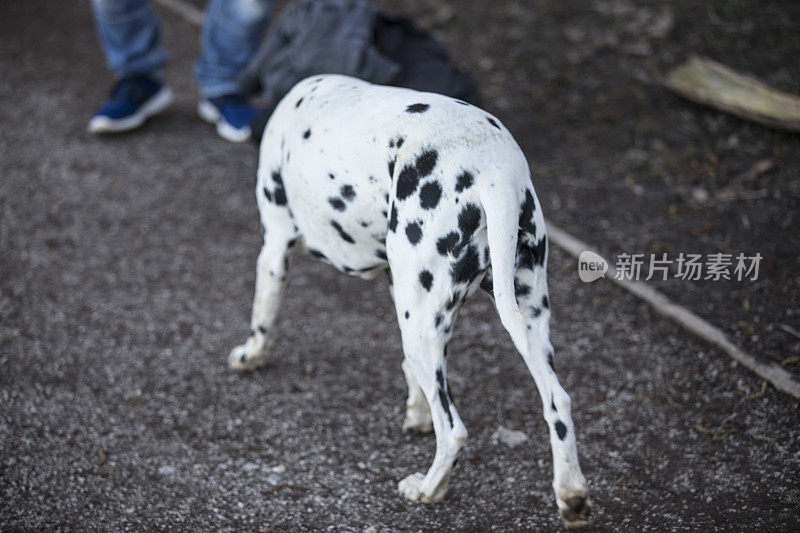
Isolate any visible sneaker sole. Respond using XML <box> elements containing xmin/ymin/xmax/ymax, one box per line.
<box><xmin>197</xmin><ymin>100</ymin><xmax>252</xmax><ymax>143</ymax></box>
<box><xmin>88</xmin><ymin>87</ymin><xmax>174</xmax><ymax>134</ymax></box>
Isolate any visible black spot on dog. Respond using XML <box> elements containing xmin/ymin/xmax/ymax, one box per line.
<box><xmin>437</xmin><ymin>232</ymin><xmax>460</xmax><ymax>256</ymax></box>
<box><xmin>287</xmin><ymin>237</ymin><xmax>298</xmax><ymax>249</ymax></box>
<box><xmin>404</xmin><ymin>310</ymin><xmax>410</xmax><ymax>319</ymax></box>
<box><xmin>396</xmin><ymin>165</ymin><xmax>419</xmax><ymax>200</ymax></box>
<box><xmin>295</xmin><ymin>97</ymin><xmax>303</xmax><ymax>108</ymax></box>
<box><xmin>340</xmin><ymin>184</ymin><xmax>356</xmax><ymax>201</ymax></box>
<box><xmin>445</xmin><ymin>291</ymin><xmax>462</xmax><ymax>311</ymax></box>
<box><xmin>434</xmin><ymin>313</ymin><xmax>443</xmax><ymax>327</ymax></box>
<box><xmin>330</xmin><ymin>220</ymin><xmax>355</xmax><ymax>243</ymax></box>
<box><xmin>487</xmin><ymin>117</ymin><xmax>501</xmax><ymax>130</ymax></box>
<box><xmin>405</xmin><ymin>221</ymin><xmax>423</xmax><ymax>245</ymax></box>
<box><xmin>551</xmin><ymin>394</ymin><xmax>557</xmax><ymax>412</ymax></box>
<box><xmin>480</xmin><ymin>273</ymin><xmax>493</xmax><ymax>294</ymax></box>
<box><xmin>389</xmin><ymin>139</ymin><xmax>395</xmax><ymax>148</ymax></box>
<box><xmin>519</xmin><ymin>190</ymin><xmax>537</xmax><ymax>234</ymax></box>
<box><xmin>388</xmin><ymin>158</ymin><xmax>396</xmax><ymax>178</ymax></box>
<box><xmin>547</xmin><ymin>351</ymin><xmax>555</xmax><ymax>371</ymax></box>
<box><xmin>303</xmin><ymin>129</ymin><xmax>311</xmax><ymax>139</ymax></box>
<box><xmin>359</xmin><ymin>220</ymin><xmax>369</xmax><ymax>227</ymax></box>
<box><xmin>273</xmin><ymin>187</ymin><xmax>287</xmax><ymax>206</ymax></box>
<box><xmin>419</xmin><ymin>270</ymin><xmax>433</xmax><ymax>291</ymax></box>
<box><xmin>272</xmin><ymin>171</ymin><xmax>283</xmax><ymax>185</ymax></box>
<box><xmin>515</xmin><ymin>281</ymin><xmax>531</xmax><ymax>297</ymax></box>
<box><xmin>530</xmin><ymin>306</ymin><xmax>542</xmax><ymax>318</ymax></box>
<box><xmin>455</xmin><ymin>171</ymin><xmax>474</xmax><ymax>192</ymax></box>
<box><xmin>384</xmin><ymin>193</ymin><xmax>390</xmax><ymax>204</ymax></box>
<box><xmin>406</xmin><ymin>103</ymin><xmax>429</xmax><ymax>113</ymax></box>
<box><xmin>375</xmin><ymin>249</ymin><xmax>387</xmax><ymax>260</ymax></box>
<box><xmin>396</xmin><ymin>137</ymin><xmax>405</xmax><ymax>148</ymax></box>
<box><xmin>451</xmin><ymin>245</ymin><xmax>481</xmax><ymax>284</ymax></box>
<box><xmin>555</xmin><ymin>420</ymin><xmax>567</xmax><ymax>440</ymax></box>
<box><xmin>517</xmin><ymin>236</ymin><xmax>547</xmax><ymax>270</ymax></box>
<box><xmin>419</xmin><ymin>181</ymin><xmax>442</xmax><ymax>209</ymax></box>
<box><xmin>436</xmin><ymin>368</ymin><xmax>454</xmax><ymax>426</ymax></box>
<box><xmin>262</xmin><ymin>187</ymin><xmax>273</xmax><ymax>203</ymax></box>
<box><xmin>458</xmin><ymin>203</ymin><xmax>482</xmax><ymax>242</ymax></box>
<box><xmin>415</xmin><ymin>149</ymin><xmax>438</xmax><ymax>177</ymax></box>
<box><xmin>309</xmin><ymin>249</ymin><xmax>327</xmax><ymax>260</ymax></box>
<box><xmin>258</xmin><ymin>324</ymin><xmax>269</xmax><ymax>335</ymax></box>
<box><xmin>542</xmin><ymin>295</ymin><xmax>549</xmax><ymax>309</ymax></box>
<box><xmin>388</xmin><ymin>204</ymin><xmax>398</xmax><ymax>232</ymax></box>
<box><xmin>328</xmin><ymin>198</ymin><xmax>346</xmax><ymax>211</ymax></box>
<box><xmin>329</xmin><ymin>173</ymin><xmax>336</xmax><ymax>180</ymax></box>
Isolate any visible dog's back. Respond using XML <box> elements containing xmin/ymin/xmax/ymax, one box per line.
<box><xmin>261</xmin><ymin>75</ymin><xmax>537</xmax><ymax>285</ymax></box>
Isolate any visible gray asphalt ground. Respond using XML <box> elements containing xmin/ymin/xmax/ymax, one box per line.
<box><xmin>2</xmin><ymin>1</ymin><xmax>799</xmax><ymax>531</ymax></box>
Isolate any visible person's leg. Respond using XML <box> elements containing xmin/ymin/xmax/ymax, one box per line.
<box><xmin>88</xmin><ymin>0</ymin><xmax>173</xmax><ymax>133</ymax></box>
<box><xmin>195</xmin><ymin>0</ymin><xmax>274</xmax><ymax>142</ymax></box>
<box><xmin>91</xmin><ymin>0</ymin><xmax>168</xmax><ymax>79</ymax></box>
<box><xmin>195</xmin><ymin>0</ymin><xmax>274</xmax><ymax>98</ymax></box>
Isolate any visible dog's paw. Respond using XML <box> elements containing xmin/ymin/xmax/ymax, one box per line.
<box><xmin>398</xmin><ymin>472</ymin><xmax>426</xmax><ymax>502</ymax></box>
<box><xmin>558</xmin><ymin>494</ymin><xmax>592</xmax><ymax>529</ymax></box>
<box><xmin>398</xmin><ymin>472</ymin><xmax>448</xmax><ymax>503</ymax></box>
<box><xmin>227</xmin><ymin>343</ymin><xmax>268</xmax><ymax>371</ymax></box>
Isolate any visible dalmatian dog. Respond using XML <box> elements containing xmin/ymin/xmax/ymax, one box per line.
<box><xmin>229</xmin><ymin>75</ymin><xmax>591</xmax><ymax>528</ymax></box>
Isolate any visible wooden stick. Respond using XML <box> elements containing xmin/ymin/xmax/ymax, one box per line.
<box><xmin>664</xmin><ymin>55</ymin><xmax>800</xmax><ymax>132</ymax></box>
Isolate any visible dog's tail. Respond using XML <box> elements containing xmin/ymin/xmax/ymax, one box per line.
<box><xmin>480</xmin><ymin>169</ymin><xmax>530</xmax><ymax>356</ymax></box>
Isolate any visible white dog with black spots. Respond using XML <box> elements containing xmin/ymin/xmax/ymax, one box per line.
<box><xmin>229</xmin><ymin>75</ymin><xmax>591</xmax><ymax>528</ymax></box>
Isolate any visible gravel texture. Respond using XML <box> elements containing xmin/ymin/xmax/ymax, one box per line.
<box><xmin>1</xmin><ymin>1</ymin><xmax>799</xmax><ymax>531</ymax></box>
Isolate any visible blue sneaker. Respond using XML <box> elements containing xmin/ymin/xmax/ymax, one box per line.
<box><xmin>197</xmin><ymin>94</ymin><xmax>258</xmax><ymax>143</ymax></box>
<box><xmin>88</xmin><ymin>76</ymin><xmax>173</xmax><ymax>134</ymax></box>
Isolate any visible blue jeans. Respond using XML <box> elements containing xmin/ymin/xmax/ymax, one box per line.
<box><xmin>90</xmin><ymin>0</ymin><xmax>273</xmax><ymax>98</ymax></box>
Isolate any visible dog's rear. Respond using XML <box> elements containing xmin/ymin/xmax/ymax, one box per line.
<box><xmin>230</xmin><ymin>75</ymin><xmax>590</xmax><ymax>527</ymax></box>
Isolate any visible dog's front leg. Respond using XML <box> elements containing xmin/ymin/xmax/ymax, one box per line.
<box><xmin>229</xmin><ymin>184</ymin><xmax>298</xmax><ymax>370</ymax></box>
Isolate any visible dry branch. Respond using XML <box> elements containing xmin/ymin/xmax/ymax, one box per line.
<box><xmin>664</xmin><ymin>55</ymin><xmax>800</xmax><ymax>132</ymax></box>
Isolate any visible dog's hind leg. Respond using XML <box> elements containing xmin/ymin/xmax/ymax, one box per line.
<box><xmin>388</xmin><ymin>259</ymin><xmax>469</xmax><ymax>503</ymax></box>
<box><xmin>401</xmin><ymin>358</ymin><xmax>433</xmax><ymax>434</ymax></box>
<box><xmin>512</xmin><ymin>236</ymin><xmax>591</xmax><ymax>528</ymax></box>
<box><xmin>389</xmin><ymin>273</ymin><xmax>433</xmax><ymax>434</ymax></box>
<box><xmin>229</xmin><ymin>162</ymin><xmax>298</xmax><ymax>371</ymax></box>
